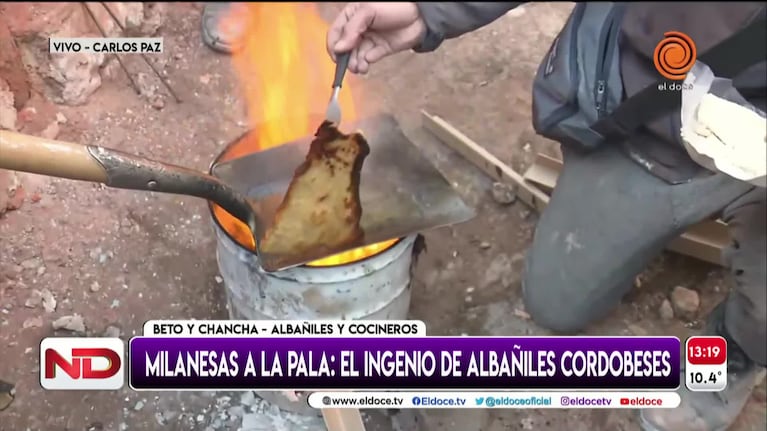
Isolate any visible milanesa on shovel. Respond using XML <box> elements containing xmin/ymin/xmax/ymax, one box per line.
<box><xmin>212</xmin><ymin>114</ymin><xmax>476</xmax><ymax>272</ymax></box>
<box><xmin>258</xmin><ymin>121</ymin><xmax>369</xmax><ymax>267</ymax></box>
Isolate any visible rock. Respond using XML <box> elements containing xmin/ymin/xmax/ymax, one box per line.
<box><xmin>239</xmin><ymin>391</ymin><xmax>256</xmax><ymax>406</ymax></box>
<box><xmin>510</xmin><ymin>252</ymin><xmax>526</xmax><ymax>264</ymax></box>
<box><xmin>55</xmin><ymin>112</ymin><xmax>67</xmax><ymax>123</ymax></box>
<box><xmin>103</xmin><ymin>324</ymin><xmax>121</xmax><ymax>338</ymax></box>
<box><xmin>482</xmin><ymin>253</ymin><xmax>513</xmax><ymax>288</ymax></box>
<box><xmin>141</xmin><ymin>5</ymin><xmax>164</xmax><ymax>36</ymax></box>
<box><xmin>136</xmin><ymin>72</ymin><xmax>155</xmax><ymax>97</ymax></box>
<box><xmin>24</xmin><ymin>291</ymin><xmax>43</xmax><ymax>308</ymax></box>
<box><xmin>162</xmin><ymin>410</ymin><xmax>179</xmax><ymax>422</ymax></box>
<box><xmin>46</xmin><ymin>52</ymin><xmax>106</xmax><ymax>106</ymax></box>
<box><xmin>41</xmin><ymin>288</ymin><xmax>57</xmax><ymax>313</ymax></box>
<box><xmin>0</xmin><ymin>85</ymin><xmax>17</xmax><ymax>131</ymax></box>
<box><xmin>0</xmin><ymin>17</ymin><xmax>31</xmax><ymax>109</ymax></box>
<box><xmin>659</xmin><ymin>299</ymin><xmax>674</xmax><ymax>320</ymax></box>
<box><xmin>16</xmin><ymin>106</ymin><xmax>34</xmax><ymax>123</ymax></box>
<box><xmin>40</xmin><ymin>121</ymin><xmax>60</xmax><ymax>140</ymax></box>
<box><xmin>97</xmin><ymin>3</ymin><xmax>145</xmax><ymax>32</ymax></box>
<box><xmin>491</xmin><ymin>182</ymin><xmax>516</xmax><ymax>205</ymax></box>
<box><xmin>154</xmin><ymin>411</ymin><xmax>168</xmax><ymax>426</ymax></box>
<box><xmin>20</xmin><ymin>257</ymin><xmax>42</xmax><ymax>269</ymax></box>
<box><xmin>478</xmin><ymin>241</ymin><xmax>491</xmax><ymax>249</ymax></box>
<box><xmin>520</xmin><ymin>417</ymin><xmax>535</xmax><ymax>430</ymax></box>
<box><xmin>52</xmin><ymin>314</ymin><xmax>86</xmax><ymax>333</ymax></box>
<box><xmin>0</xmin><ymin>169</ymin><xmax>27</xmax><ymax>214</ymax></box>
<box><xmin>0</xmin><ymin>170</ymin><xmax>19</xmax><ymax>215</ymax></box>
<box><xmin>22</xmin><ymin>317</ymin><xmax>43</xmax><ymax>329</ymax></box>
<box><xmin>150</xmin><ymin>96</ymin><xmax>165</xmax><ymax>110</ymax></box>
<box><xmin>134</xmin><ymin>400</ymin><xmax>145</xmax><ymax>411</ymax></box>
<box><xmin>227</xmin><ymin>405</ymin><xmax>245</xmax><ymax>418</ymax></box>
<box><xmin>513</xmin><ymin>308</ymin><xmax>531</xmax><ymax>320</ymax></box>
<box><xmin>90</xmin><ymin>281</ymin><xmax>100</xmax><ymax>292</ymax></box>
<box><xmin>670</xmin><ymin>286</ymin><xmax>700</xmax><ymax>319</ymax></box>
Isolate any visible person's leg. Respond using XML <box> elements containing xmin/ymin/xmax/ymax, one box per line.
<box><xmin>522</xmin><ymin>143</ymin><xmax>754</xmax><ymax>333</ymax></box>
<box><xmin>640</xmin><ymin>187</ymin><xmax>766</xmax><ymax>431</ymax></box>
<box><xmin>201</xmin><ymin>3</ymin><xmax>248</xmax><ymax>54</ymax></box>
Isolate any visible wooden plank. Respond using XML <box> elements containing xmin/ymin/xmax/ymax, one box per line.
<box><xmin>421</xmin><ymin>110</ymin><xmax>551</xmax><ymax>212</ymax></box>
<box><xmin>522</xmin><ymin>153</ymin><xmax>560</xmax><ymax>192</ymax></box>
<box><xmin>422</xmin><ymin>110</ymin><xmax>728</xmax><ymax>266</ymax></box>
<box><xmin>523</xmin><ymin>153</ymin><xmax>729</xmax><ymax>266</ymax></box>
<box><xmin>321</xmin><ymin>408</ymin><xmax>366</xmax><ymax>431</ymax></box>
<box><xmin>667</xmin><ymin>220</ymin><xmax>729</xmax><ymax>265</ymax></box>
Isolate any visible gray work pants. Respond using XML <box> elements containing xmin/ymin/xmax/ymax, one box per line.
<box><xmin>522</xmin><ymin>144</ymin><xmax>766</xmax><ymax>366</ymax></box>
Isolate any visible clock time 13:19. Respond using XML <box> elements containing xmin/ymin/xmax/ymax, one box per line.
<box><xmin>685</xmin><ymin>336</ymin><xmax>727</xmax><ymax>392</ymax></box>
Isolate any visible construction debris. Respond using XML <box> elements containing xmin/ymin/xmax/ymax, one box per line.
<box><xmin>52</xmin><ymin>314</ymin><xmax>87</xmax><ymax>333</ymax></box>
<box><xmin>491</xmin><ymin>182</ymin><xmax>517</xmax><ymax>205</ymax></box>
<box><xmin>659</xmin><ymin>299</ymin><xmax>675</xmax><ymax>321</ymax></box>
<box><xmin>670</xmin><ymin>286</ymin><xmax>700</xmax><ymax>320</ymax></box>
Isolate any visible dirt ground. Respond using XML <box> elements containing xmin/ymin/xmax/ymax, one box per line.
<box><xmin>0</xmin><ymin>3</ymin><xmax>765</xmax><ymax>431</ymax></box>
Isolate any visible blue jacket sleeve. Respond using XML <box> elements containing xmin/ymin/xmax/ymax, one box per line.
<box><xmin>415</xmin><ymin>2</ymin><xmax>525</xmax><ymax>52</ymax></box>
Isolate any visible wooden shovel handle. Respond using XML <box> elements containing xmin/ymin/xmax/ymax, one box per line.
<box><xmin>0</xmin><ymin>130</ymin><xmax>108</xmax><ymax>183</ymax></box>
<box><xmin>0</xmin><ymin>129</ymin><xmax>257</xmax><ymax>233</ymax></box>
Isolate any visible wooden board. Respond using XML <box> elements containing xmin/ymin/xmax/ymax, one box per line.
<box><xmin>666</xmin><ymin>220</ymin><xmax>728</xmax><ymax>266</ymax></box>
<box><xmin>421</xmin><ymin>110</ymin><xmax>728</xmax><ymax>266</ymax></box>
<box><xmin>321</xmin><ymin>408</ymin><xmax>366</xmax><ymax>431</ymax></box>
<box><xmin>421</xmin><ymin>110</ymin><xmax>551</xmax><ymax>213</ymax></box>
<box><xmin>522</xmin><ymin>153</ymin><xmax>561</xmax><ymax>193</ymax></box>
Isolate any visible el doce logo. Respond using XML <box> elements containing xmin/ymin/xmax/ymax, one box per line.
<box><xmin>654</xmin><ymin>31</ymin><xmax>697</xmax><ymax>80</ymax></box>
<box><xmin>40</xmin><ymin>337</ymin><xmax>125</xmax><ymax>390</ymax></box>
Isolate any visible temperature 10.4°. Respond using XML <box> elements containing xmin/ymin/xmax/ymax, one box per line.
<box><xmin>685</xmin><ymin>336</ymin><xmax>727</xmax><ymax>392</ymax></box>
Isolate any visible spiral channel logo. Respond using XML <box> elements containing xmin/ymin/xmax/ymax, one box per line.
<box><xmin>653</xmin><ymin>31</ymin><xmax>697</xmax><ymax>81</ymax></box>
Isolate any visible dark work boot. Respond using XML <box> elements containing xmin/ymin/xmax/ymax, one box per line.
<box><xmin>0</xmin><ymin>379</ymin><xmax>14</xmax><ymax>411</ymax></box>
<box><xmin>640</xmin><ymin>305</ymin><xmax>766</xmax><ymax>431</ymax></box>
<box><xmin>201</xmin><ymin>3</ymin><xmax>248</xmax><ymax>54</ymax></box>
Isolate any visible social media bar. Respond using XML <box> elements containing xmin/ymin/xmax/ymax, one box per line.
<box><xmin>308</xmin><ymin>391</ymin><xmax>681</xmax><ymax>409</ymax></box>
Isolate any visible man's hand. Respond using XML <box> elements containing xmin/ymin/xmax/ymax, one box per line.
<box><xmin>327</xmin><ymin>2</ymin><xmax>426</xmax><ymax>74</ymax></box>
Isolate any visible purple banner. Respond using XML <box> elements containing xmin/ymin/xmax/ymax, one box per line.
<box><xmin>129</xmin><ymin>336</ymin><xmax>680</xmax><ymax>390</ymax></box>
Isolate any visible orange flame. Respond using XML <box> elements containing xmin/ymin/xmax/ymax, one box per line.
<box><xmin>213</xmin><ymin>3</ymin><xmax>397</xmax><ymax>267</ymax></box>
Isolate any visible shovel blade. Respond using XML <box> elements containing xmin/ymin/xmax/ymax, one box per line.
<box><xmin>212</xmin><ymin>114</ymin><xmax>476</xmax><ymax>271</ymax></box>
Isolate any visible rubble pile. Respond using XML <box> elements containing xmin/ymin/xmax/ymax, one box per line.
<box><xmin>0</xmin><ymin>3</ymin><xmax>165</xmax><ymax>215</ymax></box>
<box><xmin>1</xmin><ymin>2</ymin><xmax>163</xmax><ymax>106</ymax></box>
